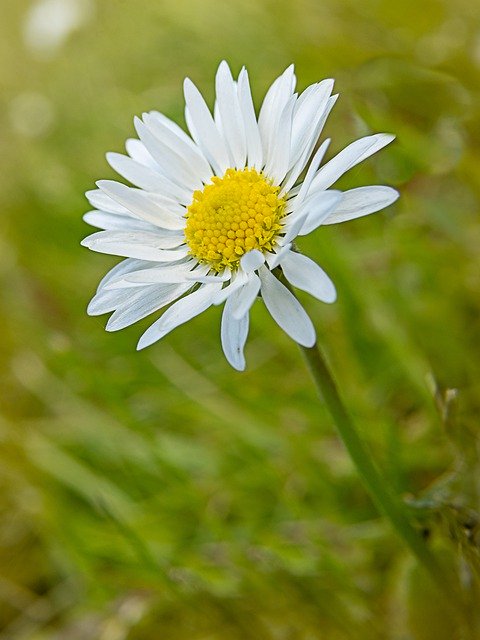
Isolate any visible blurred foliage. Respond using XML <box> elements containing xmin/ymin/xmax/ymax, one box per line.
<box><xmin>1</xmin><ymin>0</ymin><xmax>480</xmax><ymax>637</ymax></box>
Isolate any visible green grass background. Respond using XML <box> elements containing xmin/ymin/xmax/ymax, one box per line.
<box><xmin>1</xmin><ymin>0</ymin><xmax>480</xmax><ymax>637</ymax></box>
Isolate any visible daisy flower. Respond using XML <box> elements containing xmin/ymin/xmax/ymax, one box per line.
<box><xmin>82</xmin><ymin>61</ymin><xmax>398</xmax><ymax>370</ymax></box>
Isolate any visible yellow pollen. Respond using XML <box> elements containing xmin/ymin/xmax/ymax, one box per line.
<box><xmin>184</xmin><ymin>168</ymin><xmax>286</xmax><ymax>271</ymax></box>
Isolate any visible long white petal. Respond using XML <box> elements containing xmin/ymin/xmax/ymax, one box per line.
<box><xmin>212</xmin><ymin>270</ymin><xmax>249</xmax><ymax>305</ymax></box>
<box><xmin>297</xmin><ymin>190</ymin><xmax>343</xmax><ymax>236</ymax></box>
<box><xmin>289</xmin><ymin>79</ymin><xmax>334</xmax><ymax>168</ymax></box>
<box><xmin>106</xmin><ymin>283</ymin><xmax>191</xmax><ymax>332</ymax></box>
<box><xmin>215</xmin><ymin>61</ymin><xmax>247</xmax><ymax>170</ymax></box>
<box><xmin>230</xmin><ymin>273</ymin><xmax>261</xmax><ymax>320</ymax></box>
<box><xmin>237</xmin><ymin>67</ymin><xmax>263</xmax><ymax>170</ymax></box>
<box><xmin>106</xmin><ymin>152</ymin><xmax>191</xmax><ymax>203</ymax></box>
<box><xmin>87</xmin><ymin>287</ymin><xmax>138</xmax><ymax>316</ymax></box>
<box><xmin>82</xmin><ymin>230</ymin><xmax>184</xmax><ymax>252</ymax></box>
<box><xmin>146</xmin><ymin>111</ymin><xmax>203</xmax><ymax>151</ymax></box>
<box><xmin>322</xmin><ymin>186</ymin><xmax>399</xmax><ymax>225</ymax></box>
<box><xmin>105</xmin><ymin>261</ymin><xmax>203</xmax><ymax>289</ymax></box>
<box><xmin>259</xmin><ymin>266</ymin><xmax>315</xmax><ymax>347</ymax></box>
<box><xmin>96</xmin><ymin>258</ymin><xmax>153</xmax><ymax>291</ymax></box>
<box><xmin>258</xmin><ymin>65</ymin><xmax>296</xmax><ymax>166</ymax></box>
<box><xmin>295</xmin><ymin>139</ymin><xmax>331</xmax><ymax>204</ymax></box>
<box><xmin>142</xmin><ymin>112</ymin><xmax>212</xmax><ymax>183</ymax></box>
<box><xmin>265</xmin><ymin>243</ymin><xmax>291</xmax><ymax>269</ymax></box>
<box><xmin>281</xmin><ymin>94</ymin><xmax>338</xmax><ymax>195</ymax></box>
<box><xmin>134</xmin><ymin>117</ymin><xmax>203</xmax><ymax>191</ymax></box>
<box><xmin>183</xmin><ymin>78</ymin><xmax>230</xmax><ymax>175</ymax></box>
<box><xmin>125</xmin><ymin>138</ymin><xmax>157</xmax><ymax>169</ymax></box>
<box><xmin>188</xmin><ymin>272</ymin><xmax>231</xmax><ymax>284</ymax></box>
<box><xmin>96</xmin><ymin>181</ymin><xmax>185</xmax><ymax>230</ymax></box>
<box><xmin>280</xmin><ymin>251</ymin><xmax>336</xmax><ymax>303</ymax></box>
<box><xmin>310</xmin><ymin>133</ymin><xmax>395</xmax><ymax>192</ymax></box>
<box><xmin>240</xmin><ymin>249</ymin><xmax>264</xmax><ymax>273</ymax></box>
<box><xmin>221</xmin><ymin>296</ymin><xmax>249</xmax><ymax>371</ymax></box>
<box><xmin>137</xmin><ymin>283</ymin><xmax>222</xmax><ymax>349</ymax></box>
<box><xmin>280</xmin><ymin>212</ymin><xmax>309</xmax><ymax>245</ymax></box>
<box><xmin>81</xmin><ymin>231</ymin><xmax>188</xmax><ymax>261</ymax></box>
<box><xmin>88</xmin><ymin>264</ymin><xmax>163</xmax><ymax>313</ymax></box>
<box><xmin>264</xmin><ymin>95</ymin><xmax>296</xmax><ymax>185</ymax></box>
<box><xmin>83</xmin><ymin>210</ymin><xmax>156</xmax><ymax>232</ymax></box>
<box><xmin>86</xmin><ymin>189</ymin><xmax>129</xmax><ymax>215</ymax></box>
<box><xmin>109</xmin><ymin>262</ymin><xmax>200</xmax><ymax>286</ymax></box>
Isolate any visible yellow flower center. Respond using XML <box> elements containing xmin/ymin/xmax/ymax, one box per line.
<box><xmin>184</xmin><ymin>168</ymin><xmax>286</xmax><ymax>272</ymax></box>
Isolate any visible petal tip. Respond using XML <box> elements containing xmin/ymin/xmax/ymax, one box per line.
<box><xmin>302</xmin><ymin>332</ymin><xmax>316</xmax><ymax>348</ymax></box>
<box><xmin>183</xmin><ymin>77</ymin><xmax>194</xmax><ymax>93</ymax></box>
<box><xmin>95</xmin><ymin>179</ymin><xmax>111</xmax><ymax>191</ymax></box>
<box><xmin>136</xmin><ymin>337</ymin><xmax>148</xmax><ymax>351</ymax></box>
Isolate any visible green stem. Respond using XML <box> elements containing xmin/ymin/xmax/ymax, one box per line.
<box><xmin>300</xmin><ymin>341</ymin><xmax>466</xmax><ymax>623</ymax></box>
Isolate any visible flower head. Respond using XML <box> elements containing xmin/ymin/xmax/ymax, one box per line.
<box><xmin>82</xmin><ymin>61</ymin><xmax>398</xmax><ymax>370</ymax></box>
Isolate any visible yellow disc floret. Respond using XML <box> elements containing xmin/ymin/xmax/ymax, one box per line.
<box><xmin>184</xmin><ymin>168</ymin><xmax>286</xmax><ymax>272</ymax></box>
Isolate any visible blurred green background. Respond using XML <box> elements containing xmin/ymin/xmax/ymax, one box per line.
<box><xmin>1</xmin><ymin>0</ymin><xmax>480</xmax><ymax>637</ymax></box>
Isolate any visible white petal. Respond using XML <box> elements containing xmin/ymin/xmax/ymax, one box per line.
<box><xmin>81</xmin><ymin>230</ymin><xmax>188</xmax><ymax>261</ymax></box>
<box><xmin>134</xmin><ymin>117</ymin><xmax>203</xmax><ymax>192</ymax></box>
<box><xmin>240</xmin><ymin>249</ymin><xmax>264</xmax><ymax>273</ymax></box>
<box><xmin>106</xmin><ymin>283</ymin><xmax>191</xmax><ymax>332</ymax></box>
<box><xmin>310</xmin><ymin>133</ymin><xmax>395</xmax><ymax>192</ymax></box>
<box><xmin>264</xmin><ymin>95</ymin><xmax>296</xmax><ymax>185</ymax></box>
<box><xmin>281</xmin><ymin>94</ymin><xmax>338</xmax><ymax>195</ymax></box>
<box><xmin>213</xmin><ymin>99</ymin><xmax>222</xmax><ymax>133</ymax></box>
<box><xmin>237</xmin><ymin>68</ymin><xmax>263</xmax><ymax>170</ymax></box>
<box><xmin>106</xmin><ymin>151</ymin><xmax>191</xmax><ymax>202</ymax></box>
<box><xmin>289</xmin><ymin>79</ymin><xmax>334</xmax><ymax>168</ymax></box>
<box><xmin>143</xmin><ymin>112</ymin><xmax>212</xmax><ymax>183</ymax></box>
<box><xmin>259</xmin><ymin>266</ymin><xmax>315</xmax><ymax>347</ymax></box>
<box><xmin>280</xmin><ymin>213</ymin><xmax>309</xmax><ymax>245</ymax></box>
<box><xmin>265</xmin><ymin>243</ymin><xmax>292</xmax><ymax>269</ymax></box>
<box><xmin>96</xmin><ymin>180</ymin><xmax>185</xmax><ymax>230</ymax></box>
<box><xmin>187</xmin><ymin>271</ymin><xmax>231</xmax><ymax>283</ymax></box>
<box><xmin>183</xmin><ymin>78</ymin><xmax>230</xmax><ymax>176</ymax></box>
<box><xmin>83</xmin><ymin>210</ymin><xmax>156</xmax><ymax>232</ymax></box>
<box><xmin>105</xmin><ymin>261</ymin><xmax>202</xmax><ymax>289</ymax></box>
<box><xmin>258</xmin><ymin>65</ymin><xmax>296</xmax><ymax>164</ymax></box>
<box><xmin>87</xmin><ymin>287</ymin><xmax>137</xmax><ymax>316</ymax></box>
<box><xmin>280</xmin><ymin>251</ymin><xmax>336</xmax><ymax>303</ymax></box>
<box><xmin>298</xmin><ymin>190</ymin><xmax>343</xmax><ymax>235</ymax></box>
<box><xmin>88</xmin><ymin>264</ymin><xmax>162</xmax><ymax>313</ymax></box>
<box><xmin>215</xmin><ymin>61</ymin><xmax>247</xmax><ymax>169</ymax></box>
<box><xmin>96</xmin><ymin>258</ymin><xmax>153</xmax><ymax>291</ymax></box>
<box><xmin>230</xmin><ymin>273</ymin><xmax>261</xmax><ymax>320</ymax></box>
<box><xmin>86</xmin><ymin>189</ymin><xmax>129</xmax><ymax>215</ymax></box>
<box><xmin>137</xmin><ymin>282</ymin><xmax>222</xmax><ymax>349</ymax></box>
<box><xmin>125</xmin><ymin>138</ymin><xmax>158</xmax><ymax>169</ymax></box>
<box><xmin>322</xmin><ymin>186</ymin><xmax>399</xmax><ymax>225</ymax></box>
<box><xmin>107</xmin><ymin>151</ymin><xmax>165</xmax><ymax>191</ymax></box>
<box><xmin>211</xmin><ymin>270</ymin><xmax>249</xmax><ymax>305</ymax></box>
<box><xmin>295</xmin><ymin>139</ymin><xmax>330</xmax><ymax>204</ymax></box>
<box><xmin>147</xmin><ymin>110</ymin><xmax>209</xmax><ymax>156</ymax></box>
<box><xmin>105</xmin><ymin>262</ymin><xmax>195</xmax><ymax>286</ymax></box>
<box><xmin>221</xmin><ymin>297</ymin><xmax>249</xmax><ymax>371</ymax></box>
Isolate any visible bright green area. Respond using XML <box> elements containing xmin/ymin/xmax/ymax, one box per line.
<box><xmin>1</xmin><ymin>0</ymin><xmax>480</xmax><ymax>637</ymax></box>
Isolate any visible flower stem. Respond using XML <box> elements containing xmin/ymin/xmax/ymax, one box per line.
<box><xmin>300</xmin><ymin>340</ymin><xmax>466</xmax><ymax>623</ymax></box>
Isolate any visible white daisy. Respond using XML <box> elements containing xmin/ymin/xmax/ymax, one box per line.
<box><xmin>82</xmin><ymin>61</ymin><xmax>398</xmax><ymax>370</ymax></box>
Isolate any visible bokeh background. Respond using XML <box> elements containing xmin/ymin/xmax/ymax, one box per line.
<box><xmin>1</xmin><ymin>0</ymin><xmax>480</xmax><ymax>637</ymax></box>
